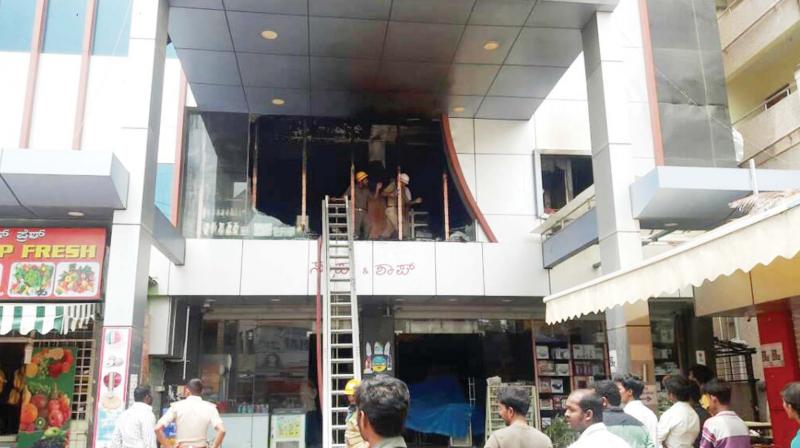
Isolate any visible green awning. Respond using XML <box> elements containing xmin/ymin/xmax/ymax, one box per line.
<box><xmin>0</xmin><ymin>303</ymin><xmax>98</xmax><ymax>335</ymax></box>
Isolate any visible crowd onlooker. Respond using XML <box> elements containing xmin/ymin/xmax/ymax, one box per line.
<box><xmin>658</xmin><ymin>375</ymin><xmax>701</xmax><ymax>448</ymax></box>
<box><xmin>782</xmin><ymin>382</ymin><xmax>800</xmax><ymax>448</ymax></box>
<box><xmin>594</xmin><ymin>380</ymin><xmax>654</xmax><ymax>448</ymax></box>
<box><xmin>616</xmin><ymin>374</ymin><xmax>659</xmax><ymax>444</ymax></box>
<box><xmin>486</xmin><ymin>386</ymin><xmax>553</xmax><ymax>448</ymax></box>
<box><xmin>699</xmin><ymin>379</ymin><xmax>751</xmax><ymax>448</ymax></box>
<box><xmin>355</xmin><ymin>375</ymin><xmax>411</xmax><ymax>448</ymax></box>
<box><xmin>564</xmin><ymin>389</ymin><xmax>632</xmax><ymax>447</ymax></box>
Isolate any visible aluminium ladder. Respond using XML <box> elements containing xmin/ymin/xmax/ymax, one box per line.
<box><xmin>321</xmin><ymin>196</ymin><xmax>362</xmax><ymax>448</ymax></box>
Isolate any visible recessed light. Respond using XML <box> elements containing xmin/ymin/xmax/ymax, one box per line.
<box><xmin>271</xmin><ymin>98</ymin><xmax>285</xmax><ymax>106</ymax></box>
<box><xmin>68</xmin><ymin>211</ymin><xmax>84</xmax><ymax>217</ymax></box>
<box><xmin>483</xmin><ymin>41</ymin><xmax>500</xmax><ymax>51</ymax></box>
<box><xmin>448</xmin><ymin>298</ymin><xmax>457</xmax><ymax>302</ymax></box>
<box><xmin>452</xmin><ymin>106</ymin><xmax>465</xmax><ymax>113</ymax></box>
<box><xmin>270</xmin><ymin>298</ymin><xmax>281</xmax><ymax>302</ymax></box>
<box><xmin>501</xmin><ymin>299</ymin><xmax>513</xmax><ymax>303</ymax></box>
<box><xmin>664</xmin><ymin>222</ymin><xmax>679</xmax><ymax>228</ymax></box>
<box><xmin>260</xmin><ymin>30</ymin><xmax>278</xmax><ymax>40</ymax></box>
<box><xmin>395</xmin><ymin>298</ymin><xmax>405</xmax><ymax>302</ymax></box>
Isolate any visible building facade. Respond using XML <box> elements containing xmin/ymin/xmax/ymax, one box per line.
<box><xmin>1</xmin><ymin>0</ymin><xmax>794</xmax><ymax>447</ymax></box>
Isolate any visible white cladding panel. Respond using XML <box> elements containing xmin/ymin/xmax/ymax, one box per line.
<box><xmin>483</xmin><ymin>242</ymin><xmax>548</xmax><ymax>296</ymax></box>
<box><xmin>372</xmin><ymin>241</ymin><xmax>436</xmax><ymax>296</ymax></box>
<box><xmin>241</xmin><ymin>240</ymin><xmax>311</xmax><ymax>295</ymax></box>
<box><xmin>162</xmin><ymin>239</ymin><xmax>548</xmax><ymax>297</ymax></box>
<box><xmin>29</xmin><ymin>54</ymin><xmax>81</xmax><ymax>149</ymax></box>
<box><xmin>169</xmin><ymin>239</ymin><xmax>243</xmax><ymax>295</ymax></box>
<box><xmin>0</xmin><ymin>52</ymin><xmax>29</xmax><ymax>149</ymax></box>
<box><xmin>434</xmin><ymin>242</ymin><xmax>484</xmax><ymax>296</ymax></box>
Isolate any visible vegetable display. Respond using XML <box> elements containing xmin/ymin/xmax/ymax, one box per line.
<box><xmin>54</xmin><ymin>263</ymin><xmax>98</xmax><ymax>297</ymax></box>
<box><xmin>17</xmin><ymin>347</ymin><xmax>76</xmax><ymax>448</ymax></box>
<box><xmin>8</xmin><ymin>263</ymin><xmax>55</xmax><ymax>297</ymax></box>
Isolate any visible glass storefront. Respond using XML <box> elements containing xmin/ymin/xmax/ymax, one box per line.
<box><xmin>199</xmin><ymin>319</ymin><xmax>320</xmax><ymax>448</ymax></box>
<box><xmin>180</xmin><ymin>111</ymin><xmax>476</xmax><ymax>241</ymax></box>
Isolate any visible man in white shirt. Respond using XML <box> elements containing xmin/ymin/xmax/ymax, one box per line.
<box><xmin>658</xmin><ymin>375</ymin><xmax>700</xmax><ymax>448</ymax></box>
<box><xmin>155</xmin><ymin>379</ymin><xmax>226</xmax><ymax>448</ymax></box>
<box><xmin>617</xmin><ymin>374</ymin><xmax>659</xmax><ymax>444</ymax></box>
<box><xmin>111</xmin><ymin>386</ymin><xmax>157</xmax><ymax>448</ymax></box>
<box><xmin>564</xmin><ymin>388</ymin><xmax>631</xmax><ymax>448</ymax></box>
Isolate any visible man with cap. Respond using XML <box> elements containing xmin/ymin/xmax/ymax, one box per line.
<box><xmin>382</xmin><ymin>173</ymin><xmax>422</xmax><ymax>240</ymax></box>
<box><xmin>343</xmin><ymin>171</ymin><xmax>380</xmax><ymax>239</ymax></box>
<box><xmin>345</xmin><ymin>379</ymin><xmax>367</xmax><ymax>448</ymax></box>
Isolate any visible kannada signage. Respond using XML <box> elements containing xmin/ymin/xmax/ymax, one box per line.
<box><xmin>0</xmin><ymin>228</ymin><xmax>106</xmax><ymax>300</ymax></box>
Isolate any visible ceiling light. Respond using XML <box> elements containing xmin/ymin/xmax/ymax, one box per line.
<box><xmin>483</xmin><ymin>41</ymin><xmax>500</xmax><ymax>51</ymax></box>
<box><xmin>270</xmin><ymin>298</ymin><xmax>281</xmax><ymax>302</ymax></box>
<box><xmin>501</xmin><ymin>299</ymin><xmax>513</xmax><ymax>303</ymax></box>
<box><xmin>448</xmin><ymin>298</ymin><xmax>458</xmax><ymax>302</ymax></box>
<box><xmin>260</xmin><ymin>30</ymin><xmax>278</xmax><ymax>40</ymax></box>
<box><xmin>452</xmin><ymin>106</ymin><xmax>465</xmax><ymax>113</ymax></box>
<box><xmin>664</xmin><ymin>222</ymin><xmax>679</xmax><ymax>228</ymax></box>
<box><xmin>271</xmin><ymin>98</ymin><xmax>285</xmax><ymax>106</ymax></box>
<box><xmin>395</xmin><ymin>298</ymin><xmax>405</xmax><ymax>302</ymax></box>
<box><xmin>67</xmin><ymin>211</ymin><xmax>84</xmax><ymax>217</ymax></box>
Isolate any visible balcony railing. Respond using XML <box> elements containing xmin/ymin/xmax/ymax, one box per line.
<box><xmin>718</xmin><ymin>0</ymin><xmax>800</xmax><ymax>77</ymax></box>
<box><xmin>533</xmin><ymin>185</ymin><xmax>596</xmax><ymax>239</ymax></box>
<box><xmin>735</xmin><ymin>83</ymin><xmax>800</xmax><ymax>164</ymax></box>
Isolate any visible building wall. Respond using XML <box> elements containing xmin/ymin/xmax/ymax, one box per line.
<box><xmin>149</xmin><ymin>239</ymin><xmax>550</xmax><ymax>298</ymax></box>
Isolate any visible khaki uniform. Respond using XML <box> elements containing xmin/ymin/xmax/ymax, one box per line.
<box><xmin>382</xmin><ymin>181</ymin><xmax>413</xmax><ymax>239</ymax></box>
<box><xmin>344</xmin><ymin>184</ymin><xmax>371</xmax><ymax>239</ymax></box>
<box><xmin>157</xmin><ymin>396</ymin><xmax>224</xmax><ymax>448</ymax></box>
<box><xmin>345</xmin><ymin>408</ymin><xmax>368</xmax><ymax>448</ymax></box>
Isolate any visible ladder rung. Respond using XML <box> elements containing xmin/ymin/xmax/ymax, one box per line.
<box><xmin>330</xmin><ymin>278</ymin><xmax>350</xmax><ymax>282</ymax></box>
<box><xmin>332</xmin><ymin>358</ymin><xmax>354</xmax><ymax>363</ymax></box>
<box><xmin>331</xmin><ymin>343</ymin><xmax>353</xmax><ymax>348</ymax></box>
<box><xmin>331</xmin><ymin>390</ymin><xmax>348</xmax><ymax>396</ymax></box>
<box><xmin>331</xmin><ymin>316</ymin><xmax>352</xmax><ymax>320</ymax></box>
<box><xmin>332</xmin><ymin>328</ymin><xmax>352</xmax><ymax>333</ymax></box>
<box><xmin>329</xmin><ymin>255</ymin><xmax>349</xmax><ymax>259</ymax></box>
<box><xmin>332</xmin><ymin>407</ymin><xmax>349</xmax><ymax>412</ymax></box>
<box><xmin>332</xmin><ymin>425</ymin><xmax>347</xmax><ymax>430</ymax></box>
<box><xmin>329</xmin><ymin>213</ymin><xmax>347</xmax><ymax>217</ymax></box>
<box><xmin>331</xmin><ymin>374</ymin><xmax>354</xmax><ymax>380</ymax></box>
<box><xmin>331</xmin><ymin>302</ymin><xmax>351</xmax><ymax>306</ymax></box>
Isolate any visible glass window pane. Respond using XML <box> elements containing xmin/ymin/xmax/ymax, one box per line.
<box><xmin>42</xmin><ymin>0</ymin><xmax>86</xmax><ymax>54</ymax></box>
<box><xmin>92</xmin><ymin>0</ymin><xmax>131</xmax><ymax>56</ymax></box>
<box><xmin>0</xmin><ymin>0</ymin><xmax>36</xmax><ymax>52</ymax></box>
<box><xmin>155</xmin><ymin>163</ymin><xmax>174</xmax><ymax>217</ymax></box>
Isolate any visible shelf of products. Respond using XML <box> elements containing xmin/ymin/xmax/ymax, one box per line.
<box><xmin>533</xmin><ymin>322</ymin><xmax>609</xmax><ymax>429</ymax></box>
<box><xmin>651</xmin><ymin>318</ymin><xmax>681</xmax><ymax>380</ymax></box>
<box><xmin>485</xmin><ymin>382</ymin><xmax>537</xmax><ymax>441</ymax></box>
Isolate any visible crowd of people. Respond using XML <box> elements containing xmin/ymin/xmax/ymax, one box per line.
<box><xmin>342</xmin><ymin>171</ymin><xmax>422</xmax><ymax>240</ymax></box>
<box><xmin>107</xmin><ymin>372</ymin><xmax>800</xmax><ymax>448</ymax></box>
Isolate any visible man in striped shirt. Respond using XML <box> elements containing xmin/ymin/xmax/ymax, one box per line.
<box><xmin>699</xmin><ymin>380</ymin><xmax>751</xmax><ymax>448</ymax></box>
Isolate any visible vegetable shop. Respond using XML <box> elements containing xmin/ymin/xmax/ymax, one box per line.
<box><xmin>0</xmin><ymin>228</ymin><xmax>105</xmax><ymax>448</ymax></box>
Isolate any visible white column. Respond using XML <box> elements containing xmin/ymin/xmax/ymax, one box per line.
<box><xmin>582</xmin><ymin>8</ymin><xmax>655</xmax><ymax>379</ymax></box>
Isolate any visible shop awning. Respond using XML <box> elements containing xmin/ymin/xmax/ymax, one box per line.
<box><xmin>544</xmin><ymin>196</ymin><xmax>800</xmax><ymax>324</ymax></box>
<box><xmin>0</xmin><ymin>303</ymin><xmax>98</xmax><ymax>336</ymax></box>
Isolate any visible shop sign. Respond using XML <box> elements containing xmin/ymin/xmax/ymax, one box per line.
<box><xmin>270</xmin><ymin>413</ymin><xmax>306</xmax><ymax>448</ymax></box>
<box><xmin>761</xmin><ymin>342</ymin><xmax>785</xmax><ymax>368</ymax></box>
<box><xmin>0</xmin><ymin>228</ymin><xmax>106</xmax><ymax>300</ymax></box>
<box><xmin>93</xmin><ymin>327</ymin><xmax>133</xmax><ymax>448</ymax></box>
<box><xmin>17</xmin><ymin>347</ymin><xmax>77</xmax><ymax>448</ymax></box>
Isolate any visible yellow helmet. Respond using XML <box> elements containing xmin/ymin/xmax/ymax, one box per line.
<box><xmin>355</xmin><ymin>171</ymin><xmax>368</xmax><ymax>183</ymax></box>
<box><xmin>344</xmin><ymin>379</ymin><xmax>361</xmax><ymax>396</ymax></box>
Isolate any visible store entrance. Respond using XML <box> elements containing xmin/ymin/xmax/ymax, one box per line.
<box><xmin>0</xmin><ymin>343</ymin><xmax>25</xmax><ymax>436</ymax></box>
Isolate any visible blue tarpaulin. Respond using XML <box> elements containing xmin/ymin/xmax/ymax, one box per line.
<box><xmin>405</xmin><ymin>376</ymin><xmax>483</xmax><ymax>438</ymax></box>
